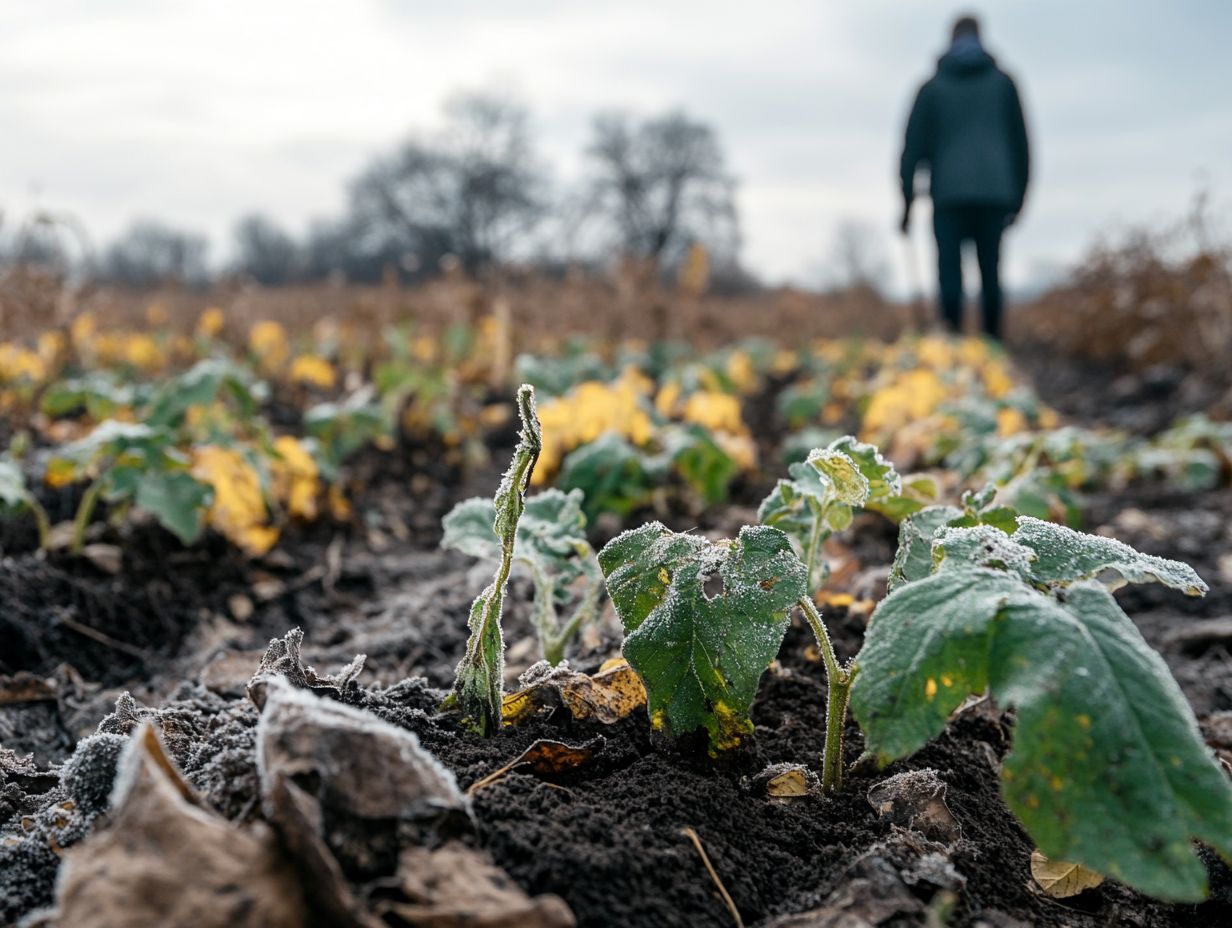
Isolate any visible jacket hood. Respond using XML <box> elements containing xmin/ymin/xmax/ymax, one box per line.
<box><xmin>937</xmin><ymin>36</ymin><xmax>996</xmax><ymax>75</ymax></box>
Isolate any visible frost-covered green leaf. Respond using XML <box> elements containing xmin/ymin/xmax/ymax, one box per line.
<box><xmin>598</xmin><ymin>522</ymin><xmax>807</xmax><ymax>753</ymax></box>
<box><xmin>887</xmin><ymin>485</ymin><xmax>1021</xmax><ymax>593</ymax></box>
<box><xmin>0</xmin><ymin>458</ymin><xmax>27</xmax><ymax>510</ymax></box>
<box><xmin>442</xmin><ymin>487</ymin><xmax>600</xmax><ymax>665</ymax></box>
<box><xmin>854</xmin><ymin>522</ymin><xmax>1230</xmax><ymax>902</ymax></box>
<box><xmin>453</xmin><ymin>385</ymin><xmax>541</xmax><ymax>734</ymax></box>
<box><xmin>1012</xmin><ymin>516</ymin><xmax>1208</xmax><ymax>595</ymax></box>
<box><xmin>888</xmin><ymin>505</ymin><xmax>963</xmax><ymax>593</ymax></box>
<box><xmin>147</xmin><ymin>359</ymin><xmax>267</xmax><ymax>428</ymax></box>
<box><xmin>932</xmin><ymin>525</ymin><xmax>1036</xmax><ymax>579</ymax></box>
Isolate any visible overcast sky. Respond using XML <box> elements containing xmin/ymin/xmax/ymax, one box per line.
<box><xmin>2</xmin><ymin>1</ymin><xmax>1229</xmax><ymax>293</ymax></box>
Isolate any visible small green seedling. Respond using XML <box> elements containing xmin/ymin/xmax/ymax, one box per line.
<box><xmin>0</xmin><ymin>457</ymin><xmax>51</xmax><ymax>550</ymax></box>
<box><xmin>852</xmin><ymin>511</ymin><xmax>1231</xmax><ymax>902</ymax></box>
<box><xmin>442</xmin><ymin>486</ymin><xmax>601</xmax><ymax>666</ymax></box>
<box><xmin>451</xmin><ymin>384</ymin><xmax>541</xmax><ymax>735</ymax></box>
<box><xmin>599</xmin><ymin>522</ymin><xmax>806</xmax><ymax>755</ymax></box>
<box><xmin>758</xmin><ymin>436</ymin><xmax>907</xmax><ymax>590</ymax></box>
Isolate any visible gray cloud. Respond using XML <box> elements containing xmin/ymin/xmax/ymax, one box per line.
<box><xmin>1</xmin><ymin>0</ymin><xmax>1228</xmax><ymax>293</ymax></box>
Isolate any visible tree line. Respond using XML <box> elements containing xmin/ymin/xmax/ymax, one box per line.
<box><xmin>1</xmin><ymin>93</ymin><xmax>751</xmax><ymax>291</ymax></box>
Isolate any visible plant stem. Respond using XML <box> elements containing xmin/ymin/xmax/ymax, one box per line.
<box><xmin>821</xmin><ymin>664</ymin><xmax>857</xmax><ymax>795</ymax></box>
<box><xmin>803</xmin><ymin>507</ymin><xmax>825</xmax><ymax>592</ymax></box>
<box><xmin>544</xmin><ymin>576</ymin><xmax>601</xmax><ymax>667</ymax></box>
<box><xmin>24</xmin><ymin>494</ymin><xmax>51</xmax><ymax>551</ymax></box>
<box><xmin>799</xmin><ymin>595</ymin><xmax>856</xmax><ymax>794</ymax></box>
<box><xmin>71</xmin><ymin>480</ymin><xmax>105</xmax><ymax>555</ymax></box>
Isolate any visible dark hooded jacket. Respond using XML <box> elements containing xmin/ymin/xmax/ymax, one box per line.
<box><xmin>901</xmin><ymin>40</ymin><xmax>1030</xmax><ymax>212</ymax></box>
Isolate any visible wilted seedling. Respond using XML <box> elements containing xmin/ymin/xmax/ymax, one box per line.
<box><xmin>442</xmin><ymin>486</ymin><xmax>601</xmax><ymax>666</ymax></box>
<box><xmin>852</xmin><ymin>512</ymin><xmax>1232</xmax><ymax>902</ymax></box>
<box><xmin>451</xmin><ymin>384</ymin><xmax>541</xmax><ymax>735</ymax></box>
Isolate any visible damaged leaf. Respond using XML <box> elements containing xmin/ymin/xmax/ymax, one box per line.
<box><xmin>599</xmin><ymin>522</ymin><xmax>806</xmax><ymax>753</ymax></box>
<box><xmin>759</xmin><ymin>436</ymin><xmax>905</xmax><ymax>590</ymax></box>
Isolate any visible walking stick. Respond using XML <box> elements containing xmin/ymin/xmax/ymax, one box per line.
<box><xmin>900</xmin><ymin>230</ymin><xmax>931</xmax><ymax>334</ymax></box>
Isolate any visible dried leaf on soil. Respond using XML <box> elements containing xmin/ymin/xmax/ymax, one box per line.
<box><xmin>1030</xmin><ymin>848</ymin><xmax>1105</xmax><ymax>898</ymax></box>
<box><xmin>866</xmin><ymin>769</ymin><xmax>961</xmax><ymax>844</ymax></box>
<box><xmin>257</xmin><ymin>678</ymin><xmax>467</xmax><ymax>824</ymax></box>
<box><xmin>502</xmin><ymin>657</ymin><xmax>646</xmax><ymax>725</ymax></box>
<box><xmin>468</xmin><ymin>737</ymin><xmax>604</xmax><ymax>794</ymax></box>
<box><xmin>747</xmin><ymin>762</ymin><xmax>818</xmax><ymax>800</ymax></box>
<box><xmin>373</xmin><ymin>841</ymin><xmax>576</xmax><ymax>928</ymax></box>
<box><xmin>55</xmin><ymin>722</ymin><xmax>307</xmax><ymax>928</ymax></box>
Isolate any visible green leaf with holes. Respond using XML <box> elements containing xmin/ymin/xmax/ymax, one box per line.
<box><xmin>853</xmin><ymin>526</ymin><xmax>1232</xmax><ymax>902</ymax></box>
<box><xmin>598</xmin><ymin>522</ymin><xmax>806</xmax><ymax>753</ymax></box>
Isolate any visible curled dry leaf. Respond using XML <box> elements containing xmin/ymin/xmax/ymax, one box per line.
<box><xmin>502</xmin><ymin>657</ymin><xmax>647</xmax><ymax>726</ymax></box>
<box><xmin>468</xmin><ymin>737</ymin><xmax>605</xmax><ymax>794</ymax></box>
<box><xmin>55</xmin><ymin>722</ymin><xmax>307</xmax><ymax>928</ymax></box>
<box><xmin>247</xmin><ymin>627</ymin><xmax>366</xmax><ymax>709</ymax></box>
<box><xmin>373</xmin><ymin>841</ymin><xmax>575</xmax><ymax>928</ymax></box>
<box><xmin>257</xmin><ymin>678</ymin><xmax>468</xmax><ymax>826</ymax></box>
<box><xmin>1030</xmin><ymin>849</ymin><xmax>1105</xmax><ymax>898</ymax></box>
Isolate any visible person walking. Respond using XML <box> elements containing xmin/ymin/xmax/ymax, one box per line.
<box><xmin>899</xmin><ymin>14</ymin><xmax>1030</xmax><ymax>340</ymax></box>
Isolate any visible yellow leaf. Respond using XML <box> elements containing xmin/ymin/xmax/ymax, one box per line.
<box><xmin>287</xmin><ymin>354</ymin><xmax>336</xmax><ymax>390</ymax></box>
<box><xmin>1030</xmin><ymin>849</ymin><xmax>1105</xmax><ymax>898</ymax></box>
<box><xmin>191</xmin><ymin>445</ymin><xmax>279</xmax><ymax>556</ymax></box>
<box><xmin>196</xmin><ymin>307</ymin><xmax>225</xmax><ymax>339</ymax></box>
<box><xmin>269</xmin><ymin>436</ymin><xmax>320</xmax><ymax>520</ymax></box>
<box><xmin>248</xmin><ymin>321</ymin><xmax>290</xmax><ymax>372</ymax></box>
<box><xmin>45</xmin><ymin>457</ymin><xmax>80</xmax><ymax>489</ymax></box>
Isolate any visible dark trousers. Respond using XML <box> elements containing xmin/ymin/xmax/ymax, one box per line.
<box><xmin>932</xmin><ymin>204</ymin><xmax>1008</xmax><ymax>339</ymax></box>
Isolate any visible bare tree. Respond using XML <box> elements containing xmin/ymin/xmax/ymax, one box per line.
<box><xmin>100</xmin><ymin>220</ymin><xmax>209</xmax><ymax>287</ymax></box>
<box><xmin>820</xmin><ymin>219</ymin><xmax>890</xmax><ymax>294</ymax></box>
<box><xmin>232</xmin><ymin>213</ymin><xmax>300</xmax><ymax>285</ymax></box>
<box><xmin>584</xmin><ymin>110</ymin><xmax>739</xmax><ymax>270</ymax></box>
<box><xmin>346</xmin><ymin>92</ymin><xmax>547</xmax><ymax>278</ymax></box>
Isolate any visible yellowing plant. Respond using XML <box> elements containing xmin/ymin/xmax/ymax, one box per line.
<box><xmin>534</xmin><ymin>368</ymin><xmax>655</xmax><ymax>482</ymax></box>
<box><xmin>288</xmin><ymin>354</ymin><xmax>336</xmax><ymax>390</ymax></box>
<box><xmin>248</xmin><ymin>321</ymin><xmax>290</xmax><ymax>373</ymax></box>
<box><xmin>191</xmin><ymin>445</ymin><xmax>279</xmax><ymax>556</ymax></box>
<box><xmin>270</xmin><ymin>436</ymin><xmax>321</xmax><ymax>520</ymax></box>
<box><xmin>196</xmin><ymin>307</ymin><xmax>225</xmax><ymax>339</ymax></box>
<box><xmin>0</xmin><ymin>343</ymin><xmax>47</xmax><ymax>384</ymax></box>
<box><xmin>681</xmin><ymin>391</ymin><xmax>745</xmax><ymax>435</ymax></box>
